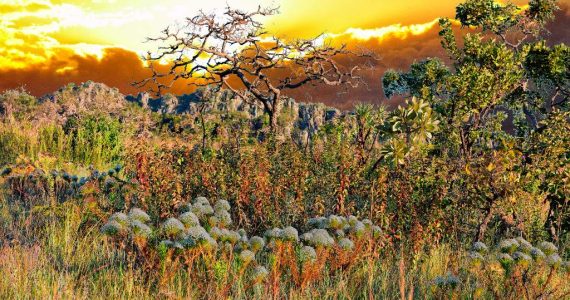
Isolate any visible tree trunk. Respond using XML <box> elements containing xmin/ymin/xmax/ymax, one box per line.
<box><xmin>475</xmin><ymin>204</ymin><xmax>494</xmax><ymax>242</ymax></box>
<box><xmin>544</xmin><ymin>196</ymin><xmax>561</xmax><ymax>244</ymax></box>
<box><xmin>268</xmin><ymin>97</ymin><xmax>281</xmax><ymax>132</ymax></box>
<box><xmin>269</xmin><ymin>111</ymin><xmax>278</xmax><ymax>132</ymax></box>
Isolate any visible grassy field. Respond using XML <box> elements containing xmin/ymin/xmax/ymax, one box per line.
<box><xmin>1</xmin><ymin>0</ymin><xmax>569</xmax><ymax>298</ymax></box>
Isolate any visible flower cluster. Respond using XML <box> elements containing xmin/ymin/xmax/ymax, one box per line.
<box><xmin>432</xmin><ymin>273</ymin><xmax>461</xmax><ymax>289</ymax></box>
<box><xmin>100</xmin><ymin>208</ymin><xmax>152</xmax><ymax>239</ymax></box>
<box><xmin>467</xmin><ymin>238</ymin><xmax>569</xmax><ymax>271</ymax></box>
<box><xmin>100</xmin><ymin>197</ymin><xmax>385</xmax><ymax>283</ymax></box>
<box><xmin>51</xmin><ymin>164</ymin><xmax>123</xmax><ymax>189</ymax></box>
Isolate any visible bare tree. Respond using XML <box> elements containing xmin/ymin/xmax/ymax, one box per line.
<box><xmin>135</xmin><ymin>6</ymin><xmax>372</xmax><ymax>131</ymax></box>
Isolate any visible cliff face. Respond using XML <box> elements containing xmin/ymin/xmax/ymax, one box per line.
<box><xmin>1</xmin><ymin>82</ymin><xmax>348</xmax><ymax>136</ymax></box>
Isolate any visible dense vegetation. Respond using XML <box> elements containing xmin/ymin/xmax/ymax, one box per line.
<box><xmin>0</xmin><ymin>0</ymin><xmax>568</xmax><ymax>298</ymax></box>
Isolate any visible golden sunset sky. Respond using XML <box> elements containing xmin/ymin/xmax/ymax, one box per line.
<box><xmin>1</xmin><ymin>0</ymin><xmax>568</xmax><ymax>107</ymax></box>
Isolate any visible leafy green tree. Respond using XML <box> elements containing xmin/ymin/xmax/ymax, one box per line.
<box><xmin>382</xmin><ymin>0</ymin><xmax>568</xmax><ymax>242</ymax></box>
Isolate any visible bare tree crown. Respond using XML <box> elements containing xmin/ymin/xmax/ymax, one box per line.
<box><xmin>135</xmin><ymin>6</ymin><xmax>373</xmax><ymax>129</ymax></box>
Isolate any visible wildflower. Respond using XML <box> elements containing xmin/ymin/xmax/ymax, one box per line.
<box><xmin>179</xmin><ymin>202</ymin><xmax>193</xmax><ymax>213</ymax></box>
<box><xmin>249</xmin><ymin>236</ymin><xmax>265</xmax><ymax>252</ymax></box>
<box><xmin>191</xmin><ymin>203</ymin><xmax>214</xmax><ymax>218</ymax></box>
<box><xmin>179</xmin><ymin>212</ymin><xmax>200</xmax><ymax>227</ymax></box>
<box><xmin>562</xmin><ymin>261</ymin><xmax>570</xmax><ymax>273</ymax></box>
<box><xmin>372</xmin><ymin>225</ymin><xmax>382</xmax><ymax>238</ymax></box>
<box><xmin>204</xmin><ymin>237</ymin><xmax>218</xmax><ymax>249</ymax></box>
<box><xmin>546</xmin><ymin>254</ymin><xmax>562</xmax><ymax>268</ymax></box>
<box><xmin>179</xmin><ymin>236</ymin><xmax>196</xmax><ymax>249</ymax></box>
<box><xmin>234</xmin><ymin>234</ymin><xmax>249</xmax><ymax>252</ymax></box>
<box><xmin>239</xmin><ymin>250</ymin><xmax>256</xmax><ymax>264</ymax></box>
<box><xmin>222</xmin><ymin>242</ymin><xmax>233</xmax><ymax>252</ymax></box>
<box><xmin>214</xmin><ymin>199</ymin><xmax>231</xmax><ymax>212</ymax></box>
<box><xmin>114</xmin><ymin>164</ymin><xmax>122</xmax><ymax>172</ymax></box>
<box><xmin>209</xmin><ymin>227</ymin><xmax>222</xmax><ymax>240</ymax></box>
<box><xmin>472</xmin><ymin>241</ymin><xmax>488</xmax><ymax>254</ymax></box>
<box><xmin>208</xmin><ymin>216</ymin><xmax>220</xmax><ymax>227</ymax></box>
<box><xmin>161</xmin><ymin>218</ymin><xmax>185</xmax><ymax>237</ymax></box>
<box><xmin>362</xmin><ymin>219</ymin><xmax>373</xmax><ymax>229</ymax></box>
<box><xmin>467</xmin><ymin>251</ymin><xmax>484</xmax><ymax>267</ymax></box>
<box><xmin>282</xmin><ymin>226</ymin><xmax>299</xmax><ymax>242</ymax></box>
<box><xmin>351</xmin><ymin>221</ymin><xmax>367</xmax><ymax>238</ymax></box>
<box><xmin>348</xmin><ymin>215</ymin><xmax>359</xmax><ymax>226</ymax></box>
<box><xmin>195</xmin><ymin>233</ymin><xmax>218</xmax><ymax>250</ymax></box>
<box><xmin>159</xmin><ymin>240</ymin><xmax>175</xmax><ymax>249</ymax></box>
<box><xmin>307</xmin><ymin>217</ymin><xmax>327</xmax><ymax>229</ymax></box>
<box><xmin>300</xmin><ymin>245</ymin><xmax>317</xmax><ymax>263</ymax></box>
<box><xmin>497</xmin><ymin>253</ymin><xmax>514</xmax><ymax>269</ymax></box>
<box><xmin>538</xmin><ymin>241</ymin><xmax>558</xmax><ymax>255</ymax></box>
<box><xmin>498</xmin><ymin>239</ymin><xmax>519</xmax><ymax>254</ymax></box>
<box><xmin>530</xmin><ymin>247</ymin><xmax>546</xmax><ymax>261</ymax></box>
<box><xmin>335</xmin><ymin>229</ymin><xmax>345</xmax><ymax>238</ymax></box>
<box><xmin>252</xmin><ymin>266</ymin><xmax>269</xmax><ymax>282</ymax></box>
<box><xmin>301</xmin><ymin>232</ymin><xmax>313</xmax><ymax>242</ymax></box>
<box><xmin>201</xmin><ymin>204</ymin><xmax>215</xmax><ymax>215</ymax></box>
<box><xmin>512</xmin><ymin>251</ymin><xmax>532</xmax><ymax>268</ymax></box>
<box><xmin>193</xmin><ymin>196</ymin><xmax>210</xmax><ymax>206</ymax></box>
<box><xmin>238</xmin><ymin>229</ymin><xmax>247</xmax><ymax>238</ymax></box>
<box><xmin>305</xmin><ymin>229</ymin><xmax>335</xmax><ymax>248</ymax></box>
<box><xmin>264</xmin><ymin>228</ymin><xmax>283</xmax><ymax>240</ymax></box>
<box><xmin>103</xmin><ymin>178</ymin><xmax>115</xmax><ymax>190</ymax></box>
<box><xmin>130</xmin><ymin>220</ymin><xmax>152</xmax><ymax>238</ymax></box>
<box><xmin>215</xmin><ymin>210</ymin><xmax>232</xmax><ymax>226</ymax></box>
<box><xmin>338</xmin><ymin>238</ymin><xmax>354</xmax><ymax>250</ymax></box>
<box><xmin>220</xmin><ymin>229</ymin><xmax>241</xmax><ymax>244</ymax></box>
<box><xmin>446</xmin><ymin>275</ymin><xmax>461</xmax><ymax>288</ymax></box>
<box><xmin>108</xmin><ymin>212</ymin><xmax>129</xmax><ymax>227</ymax></box>
<box><xmin>101</xmin><ymin>220</ymin><xmax>125</xmax><ymax>237</ymax></box>
<box><xmin>187</xmin><ymin>226</ymin><xmax>209</xmax><ymax>240</ymax></box>
<box><xmin>128</xmin><ymin>208</ymin><xmax>150</xmax><ymax>223</ymax></box>
<box><xmin>515</xmin><ymin>237</ymin><xmax>533</xmax><ymax>254</ymax></box>
<box><xmin>433</xmin><ymin>273</ymin><xmax>460</xmax><ymax>289</ymax></box>
<box><xmin>327</xmin><ymin>215</ymin><xmax>344</xmax><ymax>229</ymax></box>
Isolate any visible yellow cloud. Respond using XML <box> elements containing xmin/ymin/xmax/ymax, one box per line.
<box><xmin>331</xmin><ymin>20</ymin><xmax>440</xmax><ymax>42</ymax></box>
<box><xmin>1</xmin><ymin>0</ymin><xmax>568</xmax><ymax>73</ymax></box>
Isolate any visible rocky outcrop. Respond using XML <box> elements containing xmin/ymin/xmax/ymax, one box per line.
<box><xmin>22</xmin><ymin>81</ymin><xmax>127</xmax><ymax>125</ymax></box>
<box><xmin>126</xmin><ymin>88</ymin><xmax>347</xmax><ymax>137</ymax></box>
<box><xmin>41</xmin><ymin>81</ymin><xmax>125</xmax><ymax>113</ymax></box>
<box><xmin>1</xmin><ymin>81</ymin><xmax>349</xmax><ymax>137</ymax></box>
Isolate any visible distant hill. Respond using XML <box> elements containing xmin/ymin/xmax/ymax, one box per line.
<box><xmin>1</xmin><ymin>81</ymin><xmax>354</xmax><ymax>139</ymax></box>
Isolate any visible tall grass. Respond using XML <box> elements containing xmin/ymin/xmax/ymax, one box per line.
<box><xmin>2</xmin><ymin>191</ymin><xmax>566</xmax><ymax>299</ymax></box>
<box><xmin>0</xmin><ymin>115</ymin><xmax>124</xmax><ymax>169</ymax></box>
<box><xmin>0</xmin><ymin>199</ymin><xmax>458</xmax><ymax>299</ymax></box>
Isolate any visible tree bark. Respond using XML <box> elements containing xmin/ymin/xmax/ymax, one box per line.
<box><xmin>475</xmin><ymin>204</ymin><xmax>494</xmax><ymax>242</ymax></box>
<box><xmin>268</xmin><ymin>95</ymin><xmax>281</xmax><ymax>132</ymax></box>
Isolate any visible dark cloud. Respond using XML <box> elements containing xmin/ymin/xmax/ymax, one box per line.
<box><xmin>0</xmin><ymin>48</ymin><xmax>150</xmax><ymax>96</ymax></box>
<box><xmin>546</xmin><ymin>4</ymin><xmax>570</xmax><ymax>45</ymax></box>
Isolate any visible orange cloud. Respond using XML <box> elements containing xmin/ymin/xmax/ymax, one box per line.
<box><xmin>0</xmin><ymin>1</ymin><xmax>568</xmax><ymax>110</ymax></box>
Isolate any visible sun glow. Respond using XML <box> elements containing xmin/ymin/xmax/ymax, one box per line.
<box><xmin>0</xmin><ymin>0</ymin><xmax>566</xmax><ymax>99</ymax></box>
<box><xmin>332</xmin><ymin>19</ymin><xmax>440</xmax><ymax>42</ymax></box>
